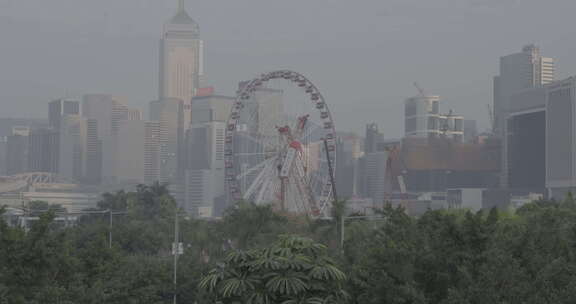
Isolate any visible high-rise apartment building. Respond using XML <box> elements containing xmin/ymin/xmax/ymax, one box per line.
<box><xmin>494</xmin><ymin>44</ymin><xmax>555</xmax><ymax>136</ymax></box>
<box><xmin>159</xmin><ymin>0</ymin><xmax>203</xmax><ymax>103</ymax></box>
<box><xmin>48</xmin><ymin>99</ymin><xmax>80</xmax><ymax>130</ymax></box>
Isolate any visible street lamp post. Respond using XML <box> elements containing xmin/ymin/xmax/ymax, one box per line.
<box><xmin>107</xmin><ymin>210</ymin><xmax>128</xmax><ymax>249</ymax></box>
<box><xmin>172</xmin><ymin>205</ymin><xmax>184</xmax><ymax>304</ymax></box>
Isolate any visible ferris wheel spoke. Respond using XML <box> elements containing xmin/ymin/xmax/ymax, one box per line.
<box><xmin>255</xmin><ymin>175</ymin><xmax>275</xmax><ymax>205</ymax></box>
<box><xmin>243</xmin><ymin>162</ymin><xmax>274</xmax><ymax>202</ymax></box>
<box><xmin>236</xmin><ymin>158</ymin><xmax>273</xmax><ymax>180</ymax></box>
<box><xmin>238</xmin><ymin>132</ymin><xmax>280</xmax><ymax>151</ymax></box>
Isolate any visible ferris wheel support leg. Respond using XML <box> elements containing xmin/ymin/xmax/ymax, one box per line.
<box><xmin>280</xmin><ymin>177</ymin><xmax>287</xmax><ymax>212</ymax></box>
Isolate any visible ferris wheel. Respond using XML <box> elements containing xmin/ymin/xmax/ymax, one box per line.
<box><xmin>224</xmin><ymin>70</ymin><xmax>337</xmax><ymax>217</ymax></box>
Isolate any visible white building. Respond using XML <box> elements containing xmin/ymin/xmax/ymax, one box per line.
<box><xmin>447</xmin><ymin>188</ymin><xmax>484</xmax><ymax>212</ymax></box>
<box><xmin>494</xmin><ymin>44</ymin><xmax>555</xmax><ymax>136</ymax></box>
<box><xmin>404</xmin><ymin>95</ymin><xmax>464</xmax><ymax>142</ymax></box>
<box><xmin>159</xmin><ymin>0</ymin><xmax>203</xmax><ymax>104</ymax></box>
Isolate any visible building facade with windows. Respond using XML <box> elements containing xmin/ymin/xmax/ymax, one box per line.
<box><xmin>404</xmin><ymin>95</ymin><xmax>464</xmax><ymax>142</ymax></box>
<box><xmin>546</xmin><ymin>77</ymin><xmax>576</xmax><ymax>198</ymax></box>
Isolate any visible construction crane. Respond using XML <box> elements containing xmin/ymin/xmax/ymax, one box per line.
<box><xmin>413</xmin><ymin>82</ymin><xmax>426</xmax><ymax>97</ymax></box>
<box><xmin>384</xmin><ymin>145</ymin><xmax>409</xmax><ymax>197</ymax></box>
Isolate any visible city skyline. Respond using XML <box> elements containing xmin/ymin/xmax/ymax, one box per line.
<box><xmin>2</xmin><ymin>0</ymin><xmax>576</xmax><ymax>136</ymax></box>
<box><xmin>3</xmin><ymin>2</ymin><xmax>576</xmax><ymax>302</ymax></box>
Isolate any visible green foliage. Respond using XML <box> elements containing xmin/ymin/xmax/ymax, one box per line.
<box><xmin>199</xmin><ymin>235</ymin><xmax>348</xmax><ymax>304</ymax></box>
<box><xmin>219</xmin><ymin>201</ymin><xmax>290</xmax><ymax>249</ymax></box>
<box><xmin>5</xmin><ymin>188</ymin><xmax>576</xmax><ymax>304</ymax></box>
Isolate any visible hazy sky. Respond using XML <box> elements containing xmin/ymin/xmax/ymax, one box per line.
<box><xmin>1</xmin><ymin>0</ymin><xmax>576</xmax><ymax>137</ymax></box>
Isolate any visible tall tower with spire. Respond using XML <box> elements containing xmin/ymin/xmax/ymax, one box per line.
<box><xmin>159</xmin><ymin>0</ymin><xmax>203</xmax><ymax>104</ymax></box>
<box><xmin>156</xmin><ymin>0</ymin><xmax>203</xmax><ymax>208</ymax></box>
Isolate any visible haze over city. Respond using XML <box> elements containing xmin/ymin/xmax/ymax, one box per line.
<box><xmin>2</xmin><ymin>0</ymin><xmax>576</xmax><ymax>135</ymax></box>
<box><xmin>4</xmin><ymin>1</ymin><xmax>576</xmax><ymax>302</ymax></box>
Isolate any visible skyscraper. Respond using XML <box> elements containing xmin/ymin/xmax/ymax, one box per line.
<box><xmin>505</xmin><ymin>88</ymin><xmax>546</xmax><ymax>191</ymax></box>
<box><xmin>184</xmin><ymin>121</ymin><xmax>226</xmax><ymax>216</ymax></box>
<box><xmin>116</xmin><ymin>120</ymin><xmax>161</xmax><ymax>184</ymax></box>
<box><xmin>335</xmin><ymin>133</ymin><xmax>363</xmax><ymax>199</ymax></box>
<box><xmin>85</xmin><ymin>119</ymin><xmax>102</xmax><ymax>184</ymax></box>
<box><xmin>82</xmin><ymin>94</ymin><xmax>138</xmax><ymax>181</ymax></box>
<box><xmin>364</xmin><ymin>123</ymin><xmax>384</xmax><ymax>153</ymax></box>
<box><xmin>191</xmin><ymin>94</ymin><xmax>235</xmax><ymax>125</ymax></box>
<box><xmin>149</xmin><ymin>98</ymin><xmax>185</xmax><ymax>184</ymax></box>
<box><xmin>238</xmin><ymin>84</ymin><xmax>284</xmax><ymax>139</ymax></box>
<box><xmin>28</xmin><ymin>128</ymin><xmax>59</xmax><ymax>173</ymax></box>
<box><xmin>159</xmin><ymin>0</ymin><xmax>203</xmax><ymax>104</ymax></box>
<box><xmin>493</xmin><ymin>44</ymin><xmax>555</xmax><ymax>136</ymax></box>
<box><xmin>5</xmin><ymin>132</ymin><xmax>29</xmax><ymax>175</ymax></box>
<box><xmin>48</xmin><ymin>99</ymin><xmax>80</xmax><ymax>130</ymax></box>
<box><xmin>546</xmin><ymin>77</ymin><xmax>576</xmax><ymax>198</ymax></box>
<box><xmin>58</xmin><ymin>115</ymin><xmax>88</xmax><ymax>181</ymax></box>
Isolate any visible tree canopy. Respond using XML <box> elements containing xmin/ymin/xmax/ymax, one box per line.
<box><xmin>2</xmin><ymin>187</ymin><xmax>576</xmax><ymax>303</ymax></box>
